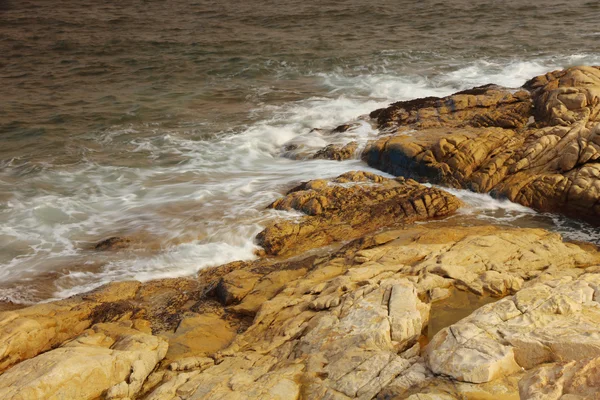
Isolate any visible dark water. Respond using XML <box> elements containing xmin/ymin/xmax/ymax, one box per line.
<box><xmin>1</xmin><ymin>0</ymin><xmax>599</xmax><ymax>304</ymax></box>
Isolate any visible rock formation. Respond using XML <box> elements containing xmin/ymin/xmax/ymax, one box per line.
<box><xmin>1</xmin><ymin>67</ymin><xmax>600</xmax><ymax>399</ymax></box>
<box><xmin>312</xmin><ymin>141</ymin><xmax>359</xmax><ymax>161</ymax></box>
<box><xmin>1</xmin><ymin>217</ymin><xmax>599</xmax><ymax>399</ymax></box>
<box><xmin>257</xmin><ymin>171</ymin><xmax>460</xmax><ymax>256</ymax></box>
<box><xmin>364</xmin><ymin>66</ymin><xmax>600</xmax><ymax>224</ymax></box>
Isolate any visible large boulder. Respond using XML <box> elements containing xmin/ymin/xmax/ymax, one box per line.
<box><xmin>364</xmin><ymin>66</ymin><xmax>600</xmax><ymax>224</ymax></box>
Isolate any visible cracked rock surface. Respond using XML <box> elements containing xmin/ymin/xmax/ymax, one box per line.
<box><xmin>1</xmin><ymin>221</ymin><xmax>598</xmax><ymax>399</ymax></box>
<box><xmin>257</xmin><ymin>171</ymin><xmax>461</xmax><ymax>257</ymax></box>
<box><xmin>364</xmin><ymin>66</ymin><xmax>600</xmax><ymax>224</ymax></box>
<box><xmin>426</xmin><ymin>274</ymin><xmax>600</xmax><ymax>384</ymax></box>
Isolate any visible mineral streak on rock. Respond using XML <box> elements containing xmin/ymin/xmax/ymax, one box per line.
<box><xmin>364</xmin><ymin>66</ymin><xmax>600</xmax><ymax>224</ymax></box>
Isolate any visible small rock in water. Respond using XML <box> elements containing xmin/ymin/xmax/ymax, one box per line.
<box><xmin>312</xmin><ymin>141</ymin><xmax>359</xmax><ymax>161</ymax></box>
<box><xmin>94</xmin><ymin>236</ymin><xmax>132</xmax><ymax>251</ymax></box>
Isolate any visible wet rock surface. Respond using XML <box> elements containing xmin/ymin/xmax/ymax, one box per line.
<box><xmin>312</xmin><ymin>141</ymin><xmax>359</xmax><ymax>161</ymax></box>
<box><xmin>364</xmin><ymin>66</ymin><xmax>600</xmax><ymax>224</ymax></box>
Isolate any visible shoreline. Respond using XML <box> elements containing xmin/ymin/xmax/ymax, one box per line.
<box><xmin>1</xmin><ymin>66</ymin><xmax>600</xmax><ymax>399</ymax></box>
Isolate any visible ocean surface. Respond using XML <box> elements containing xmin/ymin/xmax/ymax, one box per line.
<box><xmin>1</xmin><ymin>0</ymin><xmax>600</xmax><ymax>305</ymax></box>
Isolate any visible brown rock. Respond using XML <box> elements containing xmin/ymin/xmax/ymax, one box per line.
<box><xmin>312</xmin><ymin>141</ymin><xmax>359</xmax><ymax>161</ymax></box>
<box><xmin>94</xmin><ymin>236</ymin><xmax>132</xmax><ymax>251</ymax></box>
<box><xmin>164</xmin><ymin>313</ymin><xmax>236</xmax><ymax>362</ymax></box>
<box><xmin>370</xmin><ymin>84</ymin><xmax>532</xmax><ymax>131</ymax></box>
<box><xmin>256</xmin><ymin>171</ymin><xmax>461</xmax><ymax>256</ymax></box>
<box><xmin>215</xmin><ymin>269</ymin><xmax>262</xmax><ymax>306</ymax></box>
<box><xmin>363</xmin><ymin>66</ymin><xmax>600</xmax><ymax>224</ymax></box>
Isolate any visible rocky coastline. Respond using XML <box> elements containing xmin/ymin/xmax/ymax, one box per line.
<box><xmin>2</xmin><ymin>66</ymin><xmax>600</xmax><ymax>399</ymax></box>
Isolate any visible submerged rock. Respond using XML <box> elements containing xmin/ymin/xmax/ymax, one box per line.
<box><xmin>94</xmin><ymin>236</ymin><xmax>133</xmax><ymax>251</ymax></box>
<box><xmin>364</xmin><ymin>66</ymin><xmax>600</xmax><ymax>224</ymax></box>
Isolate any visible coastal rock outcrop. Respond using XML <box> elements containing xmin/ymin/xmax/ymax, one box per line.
<box><xmin>140</xmin><ymin>225</ymin><xmax>600</xmax><ymax>399</ymax></box>
<box><xmin>426</xmin><ymin>274</ymin><xmax>600</xmax><ymax>384</ymax></box>
<box><xmin>2</xmin><ymin>219</ymin><xmax>595</xmax><ymax>399</ymax></box>
<box><xmin>2</xmin><ymin>67</ymin><xmax>600</xmax><ymax>400</ymax></box>
<box><xmin>364</xmin><ymin>66</ymin><xmax>600</xmax><ymax>224</ymax></box>
<box><xmin>519</xmin><ymin>356</ymin><xmax>600</xmax><ymax>400</ymax></box>
<box><xmin>312</xmin><ymin>141</ymin><xmax>359</xmax><ymax>161</ymax></box>
<box><xmin>0</xmin><ymin>322</ymin><xmax>167</xmax><ymax>400</ymax></box>
<box><xmin>256</xmin><ymin>171</ymin><xmax>461</xmax><ymax>256</ymax></box>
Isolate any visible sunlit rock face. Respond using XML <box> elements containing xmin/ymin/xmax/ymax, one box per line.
<box><xmin>257</xmin><ymin>170</ymin><xmax>461</xmax><ymax>257</ymax></box>
<box><xmin>364</xmin><ymin>66</ymin><xmax>600</xmax><ymax>225</ymax></box>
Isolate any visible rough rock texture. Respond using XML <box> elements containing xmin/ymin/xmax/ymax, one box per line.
<box><xmin>364</xmin><ymin>66</ymin><xmax>600</xmax><ymax>224</ymax></box>
<box><xmin>3</xmin><ymin>66</ymin><xmax>600</xmax><ymax>399</ymax></box>
<box><xmin>0</xmin><ymin>322</ymin><xmax>167</xmax><ymax>400</ymax></box>
<box><xmin>312</xmin><ymin>141</ymin><xmax>359</xmax><ymax>161</ymax></box>
<box><xmin>426</xmin><ymin>274</ymin><xmax>600</xmax><ymax>384</ymax></box>
<box><xmin>95</xmin><ymin>236</ymin><xmax>133</xmax><ymax>251</ymax></box>
<box><xmin>0</xmin><ymin>281</ymin><xmax>141</xmax><ymax>373</ymax></box>
<box><xmin>1</xmin><ymin>221</ymin><xmax>598</xmax><ymax>399</ymax></box>
<box><xmin>519</xmin><ymin>356</ymin><xmax>600</xmax><ymax>400</ymax></box>
<box><xmin>142</xmin><ymin>226</ymin><xmax>599</xmax><ymax>399</ymax></box>
<box><xmin>256</xmin><ymin>171</ymin><xmax>461</xmax><ymax>256</ymax></box>
<box><xmin>370</xmin><ymin>84</ymin><xmax>533</xmax><ymax>131</ymax></box>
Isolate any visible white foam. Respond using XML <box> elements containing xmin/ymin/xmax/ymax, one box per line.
<box><xmin>441</xmin><ymin>55</ymin><xmax>600</xmax><ymax>89</ymax></box>
<box><xmin>441</xmin><ymin>187</ymin><xmax>537</xmax><ymax>222</ymax></box>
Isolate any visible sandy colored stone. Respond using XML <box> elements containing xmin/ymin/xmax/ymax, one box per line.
<box><xmin>215</xmin><ymin>269</ymin><xmax>262</xmax><ymax>306</ymax></box>
<box><xmin>1</xmin><ymin>217</ymin><xmax>600</xmax><ymax>400</ymax></box>
<box><xmin>0</xmin><ymin>322</ymin><xmax>167</xmax><ymax>400</ymax></box>
<box><xmin>0</xmin><ymin>281</ymin><xmax>141</xmax><ymax>373</ymax></box>
<box><xmin>163</xmin><ymin>313</ymin><xmax>236</xmax><ymax>362</ymax></box>
<box><xmin>138</xmin><ymin>224</ymin><xmax>599</xmax><ymax>399</ymax></box>
<box><xmin>519</xmin><ymin>356</ymin><xmax>600</xmax><ymax>400</ymax></box>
